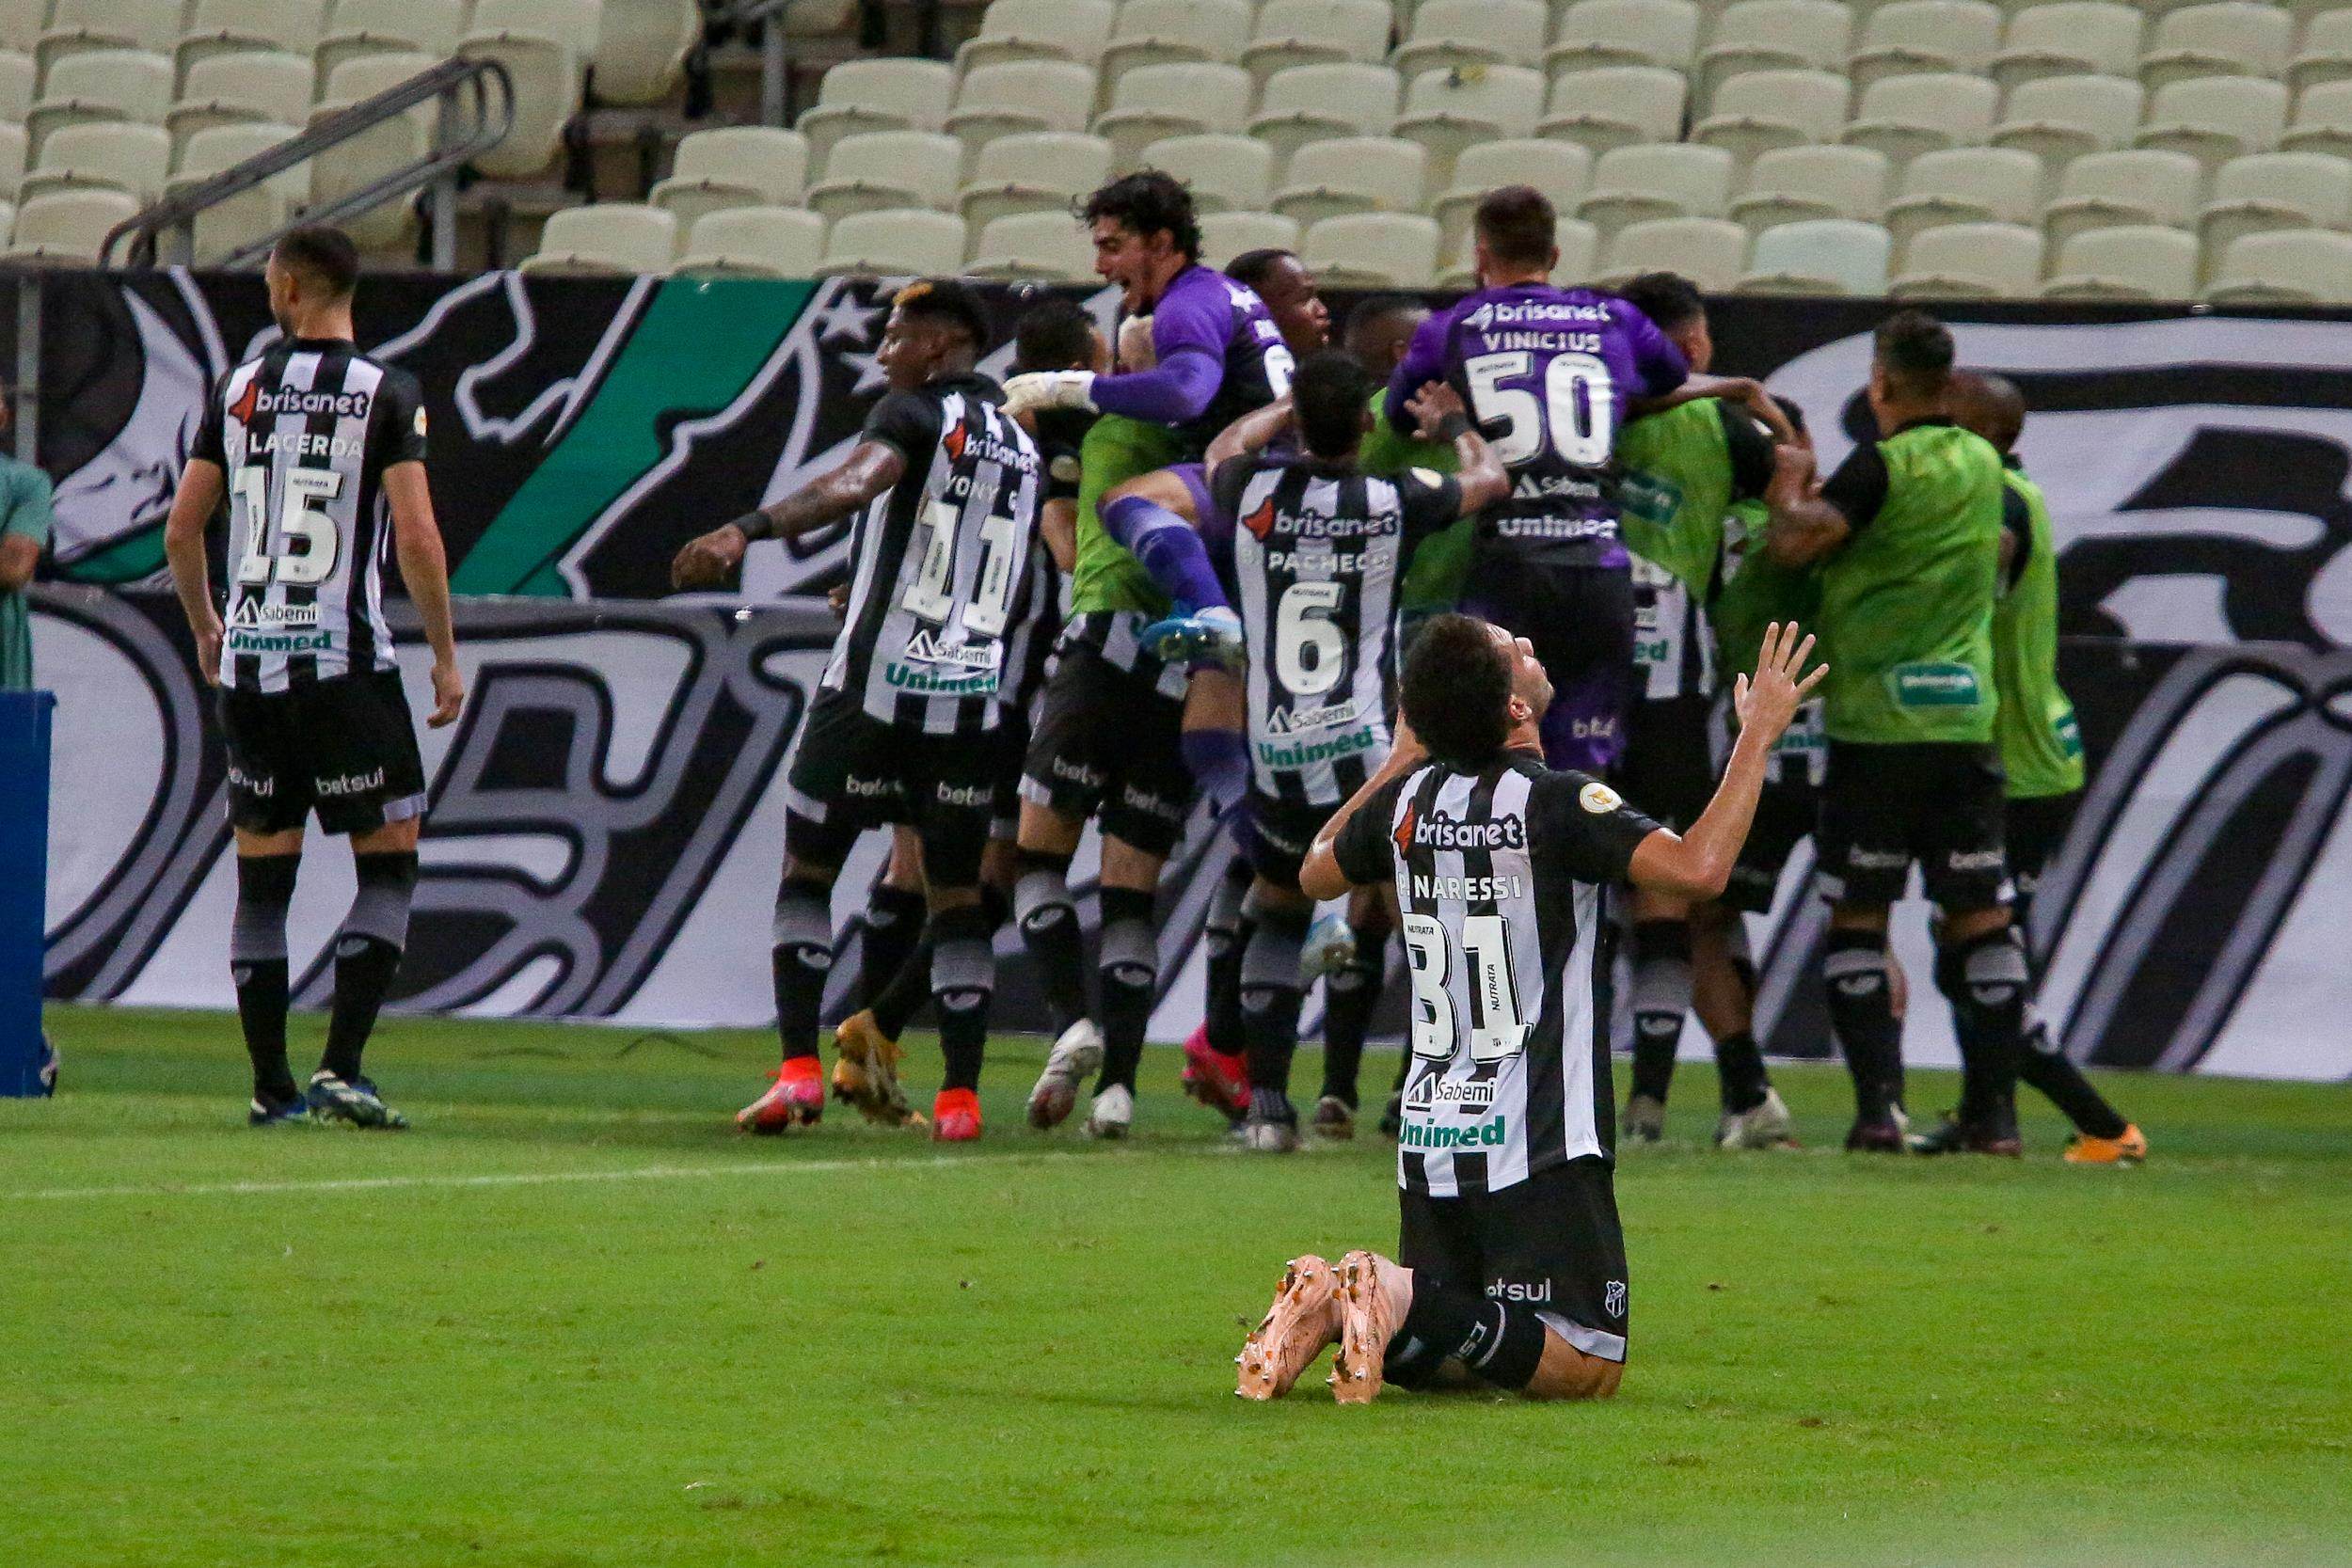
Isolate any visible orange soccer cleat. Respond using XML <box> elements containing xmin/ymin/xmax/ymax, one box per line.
<box><xmin>738</xmin><ymin>1057</ymin><xmax>824</xmax><ymax>1132</ymax></box>
<box><xmin>1329</xmin><ymin>1250</ymin><xmax>1410</xmax><ymax>1405</ymax></box>
<box><xmin>2063</xmin><ymin>1124</ymin><xmax>2148</xmax><ymax>1165</ymax></box>
<box><xmin>1181</xmin><ymin>1024</ymin><xmax>1250</xmax><ymax>1119</ymax></box>
<box><xmin>1235</xmin><ymin>1255</ymin><xmax>1343</xmax><ymax>1402</ymax></box>
<box><xmin>931</xmin><ymin>1087</ymin><xmax>983</xmax><ymax>1143</ymax></box>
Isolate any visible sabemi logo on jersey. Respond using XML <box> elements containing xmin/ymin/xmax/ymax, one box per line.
<box><xmin>1405</xmin><ymin>805</ymin><xmax>1528</xmax><ymax>852</ymax></box>
<box><xmin>229</xmin><ymin>381</ymin><xmax>373</xmax><ymax>423</ymax></box>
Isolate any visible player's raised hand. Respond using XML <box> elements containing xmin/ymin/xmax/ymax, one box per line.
<box><xmin>1732</xmin><ymin>621</ymin><xmax>1825</xmax><ymax>744</ymax></box>
<box><xmin>428</xmin><ymin>657</ymin><xmax>466</xmax><ymax>729</ymax></box>
<box><xmin>672</xmin><ymin>521</ymin><xmax>749</xmax><ymax>591</ymax></box>
<box><xmin>1404</xmin><ymin>380</ymin><xmax>1465</xmax><ymax>440</ymax></box>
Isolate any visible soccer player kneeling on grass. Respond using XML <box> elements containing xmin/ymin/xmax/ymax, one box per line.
<box><xmin>1235</xmin><ymin>613</ymin><xmax>1821</xmax><ymax>1402</ymax></box>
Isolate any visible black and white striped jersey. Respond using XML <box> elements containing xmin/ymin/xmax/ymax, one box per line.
<box><xmin>822</xmin><ymin>374</ymin><xmax>1044</xmax><ymax>735</ymax></box>
<box><xmin>1630</xmin><ymin>554</ymin><xmax>1719</xmax><ymax>703</ymax></box>
<box><xmin>192</xmin><ymin>337</ymin><xmax>427</xmax><ymax>693</ymax></box>
<box><xmin>1209</xmin><ymin>454</ymin><xmax>1460</xmax><ymax>808</ymax></box>
<box><xmin>1333</xmin><ymin>750</ymin><xmax>1659</xmax><ymax>1196</ymax></box>
<box><xmin>998</xmin><ymin>540</ymin><xmax>1061</xmax><ymax>718</ymax></box>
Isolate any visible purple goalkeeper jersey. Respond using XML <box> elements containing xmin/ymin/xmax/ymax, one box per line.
<box><xmin>1385</xmin><ymin>283</ymin><xmax>1687</xmax><ymax>568</ymax></box>
<box><xmin>1091</xmin><ymin>263</ymin><xmax>1292</xmax><ymax>453</ymax></box>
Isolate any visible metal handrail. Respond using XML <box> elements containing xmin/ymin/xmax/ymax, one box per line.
<box><xmin>100</xmin><ymin>55</ymin><xmax>516</xmax><ymax>271</ymax></box>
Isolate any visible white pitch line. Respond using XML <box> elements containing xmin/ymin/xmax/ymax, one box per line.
<box><xmin>5</xmin><ymin>1148</ymin><xmax>1105</xmax><ymax>1203</ymax></box>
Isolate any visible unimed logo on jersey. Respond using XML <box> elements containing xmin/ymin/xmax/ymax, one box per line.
<box><xmin>1397</xmin><ymin>800</ymin><xmax>1527</xmax><ymax>853</ymax></box>
<box><xmin>228</xmin><ymin>380</ymin><xmax>373</xmax><ymax>424</ymax></box>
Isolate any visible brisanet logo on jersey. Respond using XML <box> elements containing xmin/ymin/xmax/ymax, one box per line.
<box><xmin>1401</xmin><ymin>803</ymin><xmax>1527</xmax><ymax>852</ymax></box>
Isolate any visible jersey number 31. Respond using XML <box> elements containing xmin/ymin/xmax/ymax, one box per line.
<box><xmin>1402</xmin><ymin>911</ymin><xmax>1529</xmax><ymax>1064</ymax></box>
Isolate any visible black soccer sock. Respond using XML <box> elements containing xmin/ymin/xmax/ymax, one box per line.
<box><xmin>1822</xmin><ymin>927</ymin><xmax>1904</xmax><ymax>1123</ymax></box>
<box><xmin>320</xmin><ymin>850</ymin><xmax>418</xmax><ymax>1084</ymax></box>
<box><xmin>1383</xmin><ymin>1273</ymin><xmax>1549</xmax><ymax>1393</ymax></box>
<box><xmin>1711</xmin><ymin>1030</ymin><xmax>1772</xmax><ymax>1116</ymax></box>
<box><xmin>2015</xmin><ymin>1011</ymin><xmax>2130</xmax><ymax>1140</ymax></box>
<box><xmin>929</xmin><ymin>903</ymin><xmax>995</xmax><ymax>1094</ymax></box>
<box><xmin>1202</xmin><ymin>855</ymin><xmax>1253</xmax><ymax>1056</ymax></box>
<box><xmin>1095</xmin><ymin>885</ymin><xmax>1158</xmax><ymax>1094</ymax></box>
<box><xmin>1936</xmin><ymin>927</ymin><xmax>2028</xmax><ymax>1124</ymax></box>
<box><xmin>1319</xmin><ymin>948</ymin><xmax>1385</xmax><ymax>1107</ymax></box>
<box><xmin>230</xmin><ymin>852</ymin><xmax>300</xmax><ymax>1103</ymax></box>
<box><xmin>1629</xmin><ymin>919</ymin><xmax>1691</xmax><ymax>1105</ymax></box>
<box><xmin>867</xmin><ymin>930</ymin><xmax>936</xmax><ymax>1041</ymax></box>
<box><xmin>770</xmin><ymin>871</ymin><xmax>835</xmax><ymax>1063</ymax></box>
<box><xmin>858</xmin><ymin>881</ymin><xmax>927</xmax><ymax>1010</ymax></box>
<box><xmin>1013</xmin><ymin>850</ymin><xmax>1089</xmax><ymax>1036</ymax></box>
<box><xmin>1239</xmin><ymin>896</ymin><xmax>1311</xmax><ymax>1109</ymax></box>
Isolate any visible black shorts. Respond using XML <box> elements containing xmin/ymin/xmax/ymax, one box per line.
<box><xmin>1459</xmin><ymin>556</ymin><xmax>1637</xmax><ymax>770</ymax></box>
<box><xmin>1397</xmin><ymin>1159</ymin><xmax>1629</xmax><ymax>1365</ymax></box>
<box><xmin>1020</xmin><ymin>640</ymin><xmax>1191</xmax><ymax>858</ymax></box>
<box><xmin>785</xmin><ymin>689</ymin><xmax>995</xmax><ymax>887</ymax></box>
<box><xmin>1614</xmin><ymin>694</ymin><xmax>1717</xmax><ymax>832</ymax></box>
<box><xmin>218</xmin><ymin>667</ymin><xmax>428</xmax><ymax>837</ymax></box>
<box><xmin>1240</xmin><ymin>789</ymin><xmax>1327</xmax><ymax>888</ymax></box>
<box><xmin>1723</xmin><ymin>774</ymin><xmax>1820</xmax><ymax>913</ymax></box>
<box><xmin>990</xmin><ymin>705</ymin><xmax>1032</xmax><ymax>842</ymax></box>
<box><xmin>1817</xmin><ymin>739</ymin><xmax>2009</xmax><ymax>910</ymax></box>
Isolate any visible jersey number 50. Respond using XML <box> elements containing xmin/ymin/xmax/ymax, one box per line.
<box><xmin>232</xmin><ymin>467</ymin><xmax>343</xmax><ymax>586</ymax></box>
<box><xmin>1462</xmin><ymin>350</ymin><xmax>1613</xmax><ymax>467</ymax></box>
<box><xmin>1402</xmin><ymin>911</ymin><xmax>1529</xmax><ymax>1064</ymax></box>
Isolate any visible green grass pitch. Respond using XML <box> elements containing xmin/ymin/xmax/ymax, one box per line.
<box><xmin>5</xmin><ymin>1006</ymin><xmax>2349</xmax><ymax>1568</ymax></box>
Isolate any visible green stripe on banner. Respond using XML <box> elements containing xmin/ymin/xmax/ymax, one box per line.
<box><xmin>453</xmin><ymin>277</ymin><xmax>818</xmax><ymax>597</ymax></box>
<box><xmin>60</xmin><ymin>527</ymin><xmax>167</xmax><ymax>585</ymax></box>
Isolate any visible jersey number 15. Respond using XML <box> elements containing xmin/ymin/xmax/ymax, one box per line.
<box><xmin>233</xmin><ymin>467</ymin><xmax>344</xmax><ymax>586</ymax></box>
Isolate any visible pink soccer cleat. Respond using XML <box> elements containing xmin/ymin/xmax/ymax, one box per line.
<box><xmin>1181</xmin><ymin>1024</ymin><xmax>1250</xmax><ymax>1119</ymax></box>
<box><xmin>1329</xmin><ymin>1250</ymin><xmax>1410</xmax><ymax>1405</ymax></box>
<box><xmin>738</xmin><ymin>1057</ymin><xmax>824</xmax><ymax>1132</ymax></box>
<box><xmin>930</xmin><ymin>1087</ymin><xmax>982</xmax><ymax>1143</ymax></box>
<box><xmin>1235</xmin><ymin>1255</ymin><xmax>1343</xmax><ymax>1401</ymax></box>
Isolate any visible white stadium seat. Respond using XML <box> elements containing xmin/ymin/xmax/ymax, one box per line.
<box><xmin>593</xmin><ymin>0</ymin><xmax>702</xmax><ymax>105</ymax></box>
<box><xmin>957</xmin><ymin>130</ymin><xmax>1113</xmax><ymax>230</ymax></box>
<box><xmin>1197</xmin><ymin>208</ymin><xmax>1301</xmax><ymax>265</ymax></box>
<box><xmin>1729</xmin><ymin>144</ymin><xmax>1892</xmax><ymax>232</ymax></box>
<box><xmin>650</xmin><ymin>127</ymin><xmax>811</xmax><ymax>233</ymax></box>
<box><xmin>3</xmin><ymin>186</ymin><xmax>140</xmax><ymax>263</ymax></box>
<box><xmin>1137</xmin><ymin>134</ymin><xmax>1275</xmax><ymax>214</ymax></box>
<box><xmin>1989</xmin><ymin>73</ymin><xmax>2144</xmax><ymax>167</ymax></box>
<box><xmin>815</xmin><ymin>208</ymin><xmax>968</xmax><ymax>277</ymax></box>
<box><xmin>967</xmin><ymin>211</ymin><xmax>1097</xmax><ymax>279</ymax></box>
<box><xmin>1695</xmin><ymin>0</ymin><xmax>1852</xmax><ymax>107</ymax></box>
<box><xmin>943</xmin><ymin>59</ymin><xmax>1099</xmax><ymax>161</ymax></box>
<box><xmin>1992</xmin><ymin>3</ymin><xmax>2144</xmax><ymax>93</ymax></box>
<box><xmin>806</xmin><ymin>130</ymin><xmax>965</xmax><ymax>222</ymax></box>
<box><xmin>2040</xmin><ymin>148</ymin><xmax>2205</xmax><ymax>251</ymax></box>
<box><xmin>1538</xmin><ymin>66</ymin><xmax>1688</xmax><ymax>156</ymax></box>
<box><xmin>1431</xmin><ymin>139</ymin><xmax>1593</xmax><ymax>259</ymax></box>
<box><xmin>1849</xmin><ymin>2</ymin><xmax>2003</xmax><ymax>92</ymax></box>
<box><xmin>310</xmin><ymin>52</ymin><xmax>438</xmax><ymax>247</ymax></box>
<box><xmin>2041</xmin><ymin>224</ymin><xmax>2201</xmax><ymax>299</ymax></box>
<box><xmin>165</xmin><ymin>49</ymin><xmax>312</xmax><ymax>158</ymax></box>
<box><xmin>36</xmin><ymin>0</ymin><xmax>182</xmax><ymax>81</ymax></box>
<box><xmin>1239</xmin><ymin>0</ymin><xmax>1392</xmax><ymax>88</ymax></box>
<box><xmin>1842</xmin><ymin>71</ymin><xmax>2000</xmax><ymax>166</ymax></box>
<box><xmin>1738</xmin><ymin>217</ymin><xmax>1893</xmax><ymax>294</ymax></box>
<box><xmin>1890</xmin><ymin>220</ymin><xmax>2045</xmax><ymax>297</ymax></box>
<box><xmin>1391</xmin><ymin>0</ymin><xmax>1549</xmax><ymax>79</ymax></box>
<box><xmin>675</xmin><ymin>206</ymin><xmax>829</xmax><ymax>278</ymax></box>
<box><xmin>521</xmin><ymin>203</ymin><xmax>678</xmax><ymax>276</ymax></box>
<box><xmin>1248</xmin><ymin>61</ymin><xmax>1402</xmax><ymax>164</ymax></box>
<box><xmin>316</xmin><ymin>0</ymin><xmax>468</xmax><ymax>84</ymax></box>
<box><xmin>1301</xmin><ymin>211</ymin><xmax>1441</xmax><ymax>286</ymax></box>
<box><xmin>460</xmin><ymin>0</ymin><xmax>604</xmax><ymax>181</ymax></box>
<box><xmin>1546</xmin><ymin>0</ymin><xmax>1703</xmax><ymax>78</ymax></box>
<box><xmin>166</xmin><ymin>120</ymin><xmax>307</xmax><ymax>261</ymax></box>
<box><xmin>2135</xmin><ymin>76</ymin><xmax>2290</xmax><ymax>169</ymax></box>
<box><xmin>175</xmin><ymin>0</ymin><xmax>329</xmax><ymax>78</ymax></box>
<box><xmin>956</xmin><ymin>0</ymin><xmax>1118</xmax><ymax>73</ymax></box>
<box><xmin>28</xmin><ymin>51</ymin><xmax>175</xmax><ymax>160</ymax></box>
<box><xmin>1578</xmin><ymin>142</ymin><xmax>1736</xmax><ymax>236</ymax></box>
<box><xmin>0</xmin><ymin>0</ymin><xmax>44</xmax><ymax>55</ymax></box>
<box><xmin>0</xmin><ymin>122</ymin><xmax>26</xmax><ymax>200</ymax></box>
<box><xmin>2204</xmin><ymin>228</ymin><xmax>2352</xmax><ymax>303</ymax></box>
<box><xmin>2288</xmin><ymin>9</ymin><xmax>2352</xmax><ymax>97</ymax></box>
<box><xmin>1692</xmin><ymin>69</ymin><xmax>1850</xmax><ymax>166</ymax></box>
<box><xmin>0</xmin><ymin>50</ymin><xmax>29</xmax><ymax>123</ymax></box>
<box><xmin>1883</xmin><ymin>146</ymin><xmax>2042</xmax><ymax>247</ymax></box>
<box><xmin>2139</xmin><ymin>3</ymin><xmax>2293</xmax><ymax>94</ymax></box>
<box><xmin>1597</xmin><ymin>215</ymin><xmax>1749</xmax><ymax>289</ymax></box>
<box><xmin>1392</xmin><ymin>64</ymin><xmax>1544</xmax><ymax>179</ymax></box>
<box><xmin>19</xmin><ymin>121</ymin><xmax>169</xmax><ymax>208</ymax></box>
<box><xmin>1272</xmin><ymin>135</ymin><xmax>1428</xmax><ymax>227</ymax></box>
<box><xmin>1100</xmin><ymin>0</ymin><xmax>1253</xmax><ymax>90</ymax></box>
<box><xmin>795</xmin><ymin>58</ymin><xmax>955</xmax><ymax>168</ymax></box>
<box><xmin>2282</xmin><ymin>80</ymin><xmax>2352</xmax><ymax>160</ymax></box>
<box><xmin>2196</xmin><ymin>150</ymin><xmax>2352</xmax><ymax>265</ymax></box>
<box><xmin>1094</xmin><ymin>61</ymin><xmax>1253</xmax><ymax>166</ymax></box>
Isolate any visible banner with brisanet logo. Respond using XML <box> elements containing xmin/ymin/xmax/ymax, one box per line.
<box><xmin>23</xmin><ymin>274</ymin><xmax>2352</xmax><ymax>1078</ymax></box>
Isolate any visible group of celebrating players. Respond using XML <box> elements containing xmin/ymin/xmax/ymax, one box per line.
<box><xmin>165</xmin><ymin>171</ymin><xmax>2146</xmax><ymax>1405</ymax></box>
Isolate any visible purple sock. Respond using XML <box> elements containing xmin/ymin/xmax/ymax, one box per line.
<box><xmin>1103</xmin><ymin>494</ymin><xmax>1230</xmax><ymax>613</ymax></box>
<box><xmin>1181</xmin><ymin>727</ymin><xmax>1250</xmax><ymax>820</ymax></box>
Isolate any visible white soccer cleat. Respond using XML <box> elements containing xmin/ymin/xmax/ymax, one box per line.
<box><xmin>1083</xmin><ymin>1083</ymin><xmax>1135</xmax><ymax>1140</ymax></box>
<box><xmin>1715</xmin><ymin>1086</ymin><xmax>1798</xmax><ymax>1150</ymax></box>
<box><xmin>1241</xmin><ymin>1115</ymin><xmax>1299</xmax><ymax>1153</ymax></box>
<box><xmin>1299</xmin><ymin>911</ymin><xmax>1357</xmax><ymax>984</ymax></box>
<box><xmin>1026</xmin><ymin>1019</ymin><xmax>1104</xmax><ymax>1131</ymax></box>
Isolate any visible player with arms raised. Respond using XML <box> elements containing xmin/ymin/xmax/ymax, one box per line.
<box><xmin>674</xmin><ymin>280</ymin><xmax>1042</xmax><ymax>1142</ymax></box>
<box><xmin>161</xmin><ymin>225</ymin><xmax>465</xmax><ymax>1129</ymax></box>
<box><xmin>1230</xmin><ymin>615</ymin><xmax>1821</xmax><ymax>1402</ymax></box>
